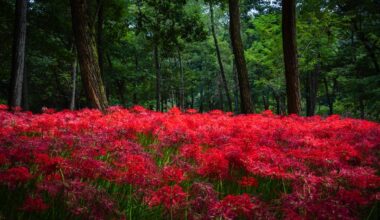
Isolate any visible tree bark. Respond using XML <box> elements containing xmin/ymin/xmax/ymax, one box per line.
<box><xmin>70</xmin><ymin>56</ymin><xmax>78</xmax><ymax>110</ymax></box>
<box><xmin>323</xmin><ymin>77</ymin><xmax>333</xmax><ymax>115</ymax></box>
<box><xmin>21</xmin><ymin>63</ymin><xmax>29</xmax><ymax>111</ymax></box>
<box><xmin>232</xmin><ymin>61</ymin><xmax>240</xmax><ymax>114</ymax></box>
<box><xmin>306</xmin><ymin>60</ymin><xmax>320</xmax><ymax>116</ymax></box>
<box><xmin>262</xmin><ymin>95</ymin><xmax>269</xmax><ymax>110</ymax></box>
<box><xmin>154</xmin><ymin>43</ymin><xmax>162</xmax><ymax>111</ymax></box>
<box><xmin>70</xmin><ymin>0</ymin><xmax>108</xmax><ymax>111</ymax></box>
<box><xmin>228</xmin><ymin>0</ymin><xmax>254</xmax><ymax>114</ymax></box>
<box><xmin>97</xmin><ymin>0</ymin><xmax>104</xmax><ymax>77</ymax></box>
<box><xmin>8</xmin><ymin>0</ymin><xmax>27</xmax><ymax>109</ymax></box>
<box><xmin>178</xmin><ymin>49</ymin><xmax>185</xmax><ymax>110</ymax></box>
<box><xmin>282</xmin><ymin>0</ymin><xmax>301</xmax><ymax>115</ymax></box>
<box><xmin>210</xmin><ymin>2</ymin><xmax>233</xmax><ymax>112</ymax></box>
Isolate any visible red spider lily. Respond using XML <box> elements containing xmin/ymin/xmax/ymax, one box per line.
<box><xmin>146</xmin><ymin>185</ymin><xmax>187</xmax><ymax>210</ymax></box>
<box><xmin>209</xmin><ymin>194</ymin><xmax>255</xmax><ymax>220</ymax></box>
<box><xmin>162</xmin><ymin>165</ymin><xmax>186</xmax><ymax>184</ymax></box>
<box><xmin>0</xmin><ymin>166</ymin><xmax>32</xmax><ymax>187</ymax></box>
<box><xmin>0</xmin><ymin>105</ymin><xmax>379</xmax><ymax>219</ymax></box>
<box><xmin>197</xmin><ymin>148</ymin><xmax>229</xmax><ymax>179</ymax></box>
<box><xmin>21</xmin><ymin>195</ymin><xmax>49</xmax><ymax>212</ymax></box>
<box><xmin>238</xmin><ymin>176</ymin><xmax>259</xmax><ymax>187</ymax></box>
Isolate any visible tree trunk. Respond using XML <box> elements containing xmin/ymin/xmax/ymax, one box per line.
<box><xmin>178</xmin><ymin>49</ymin><xmax>185</xmax><ymax>110</ymax></box>
<box><xmin>232</xmin><ymin>61</ymin><xmax>240</xmax><ymax>114</ymax></box>
<box><xmin>97</xmin><ymin>0</ymin><xmax>104</xmax><ymax>77</ymax></box>
<box><xmin>210</xmin><ymin>2</ymin><xmax>233</xmax><ymax>112</ymax></box>
<box><xmin>199</xmin><ymin>82</ymin><xmax>204</xmax><ymax>113</ymax></box>
<box><xmin>228</xmin><ymin>0</ymin><xmax>254</xmax><ymax>114</ymax></box>
<box><xmin>282</xmin><ymin>0</ymin><xmax>301</xmax><ymax>115</ymax></box>
<box><xmin>274</xmin><ymin>92</ymin><xmax>280</xmax><ymax>114</ymax></box>
<box><xmin>306</xmin><ymin>61</ymin><xmax>320</xmax><ymax>116</ymax></box>
<box><xmin>154</xmin><ymin>43</ymin><xmax>162</xmax><ymax>111</ymax></box>
<box><xmin>8</xmin><ymin>0</ymin><xmax>27</xmax><ymax>109</ymax></box>
<box><xmin>21</xmin><ymin>63</ymin><xmax>29</xmax><ymax>111</ymax></box>
<box><xmin>262</xmin><ymin>95</ymin><xmax>269</xmax><ymax>110</ymax></box>
<box><xmin>359</xmin><ymin>98</ymin><xmax>365</xmax><ymax>119</ymax></box>
<box><xmin>70</xmin><ymin>56</ymin><xmax>78</xmax><ymax>110</ymax></box>
<box><xmin>70</xmin><ymin>0</ymin><xmax>108</xmax><ymax>111</ymax></box>
<box><xmin>133</xmin><ymin>54</ymin><xmax>139</xmax><ymax>105</ymax></box>
<box><xmin>323</xmin><ymin>77</ymin><xmax>333</xmax><ymax>115</ymax></box>
<box><xmin>217</xmin><ymin>73</ymin><xmax>224</xmax><ymax>110</ymax></box>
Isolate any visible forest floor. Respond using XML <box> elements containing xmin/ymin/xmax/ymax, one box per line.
<box><xmin>0</xmin><ymin>105</ymin><xmax>379</xmax><ymax>219</ymax></box>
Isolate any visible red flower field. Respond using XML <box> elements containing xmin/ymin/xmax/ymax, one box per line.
<box><xmin>0</xmin><ymin>104</ymin><xmax>379</xmax><ymax>219</ymax></box>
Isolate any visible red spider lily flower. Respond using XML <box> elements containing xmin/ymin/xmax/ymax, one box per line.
<box><xmin>238</xmin><ymin>176</ymin><xmax>259</xmax><ymax>187</ymax></box>
<box><xmin>21</xmin><ymin>195</ymin><xmax>49</xmax><ymax>212</ymax></box>
<box><xmin>0</xmin><ymin>154</ymin><xmax>9</xmax><ymax>166</ymax></box>
<box><xmin>197</xmin><ymin>149</ymin><xmax>229</xmax><ymax>179</ymax></box>
<box><xmin>186</xmin><ymin>109</ymin><xmax>198</xmax><ymax>114</ymax></box>
<box><xmin>209</xmin><ymin>194</ymin><xmax>255</xmax><ymax>220</ymax></box>
<box><xmin>162</xmin><ymin>166</ymin><xmax>186</xmax><ymax>184</ymax></box>
<box><xmin>0</xmin><ymin>167</ymin><xmax>32</xmax><ymax>187</ymax></box>
<box><xmin>146</xmin><ymin>185</ymin><xmax>188</xmax><ymax>210</ymax></box>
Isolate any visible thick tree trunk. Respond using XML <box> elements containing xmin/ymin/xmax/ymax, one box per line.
<box><xmin>154</xmin><ymin>43</ymin><xmax>162</xmax><ymax>111</ymax></box>
<box><xmin>282</xmin><ymin>0</ymin><xmax>301</xmax><ymax>115</ymax></box>
<box><xmin>306</xmin><ymin>61</ymin><xmax>320</xmax><ymax>116</ymax></box>
<box><xmin>210</xmin><ymin>2</ymin><xmax>233</xmax><ymax>112</ymax></box>
<box><xmin>97</xmin><ymin>0</ymin><xmax>104</xmax><ymax>77</ymax></box>
<box><xmin>178</xmin><ymin>49</ymin><xmax>185</xmax><ymax>110</ymax></box>
<box><xmin>70</xmin><ymin>0</ymin><xmax>108</xmax><ymax>111</ymax></box>
<box><xmin>8</xmin><ymin>0</ymin><xmax>27</xmax><ymax>109</ymax></box>
<box><xmin>70</xmin><ymin>56</ymin><xmax>78</xmax><ymax>110</ymax></box>
<box><xmin>228</xmin><ymin>0</ymin><xmax>254</xmax><ymax>114</ymax></box>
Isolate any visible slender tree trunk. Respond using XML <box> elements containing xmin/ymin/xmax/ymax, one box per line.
<box><xmin>210</xmin><ymin>2</ymin><xmax>233</xmax><ymax>111</ymax></box>
<box><xmin>232</xmin><ymin>61</ymin><xmax>240</xmax><ymax>114</ymax></box>
<box><xmin>8</xmin><ymin>0</ymin><xmax>27</xmax><ymax>110</ymax></box>
<box><xmin>323</xmin><ymin>77</ymin><xmax>333</xmax><ymax>115</ymax></box>
<box><xmin>154</xmin><ymin>43</ymin><xmax>162</xmax><ymax>111</ymax></box>
<box><xmin>199</xmin><ymin>82</ymin><xmax>204</xmax><ymax>113</ymax></box>
<box><xmin>217</xmin><ymin>73</ymin><xmax>224</xmax><ymax>110</ymax></box>
<box><xmin>133</xmin><ymin>54</ymin><xmax>139</xmax><ymax>105</ymax></box>
<box><xmin>21</xmin><ymin>64</ymin><xmax>29</xmax><ymax>111</ymax></box>
<box><xmin>359</xmin><ymin>99</ymin><xmax>365</xmax><ymax>119</ymax></box>
<box><xmin>282</xmin><ymin>0</ymin><xmax>301</xmax><ymax>115</ymax></box>
<box><xmin>191</xmin><ymin>88</ymin><xmax>194</xmax><ymax>109</ymax></box>
<box><xmin>70</xmin><ymin>0</ymin><xmax>108</xmax><ymax>111</ymax></box>
<box><xmin>262</xmin><ymin>95</ymin><xmax>269</xmax><ymax>110</ymax></box>
<box><xmin>228</xmin><ymin>0</ymin><xmax>254</xmax><ymax>114</ymax></box>
<box><xmin>70</xmin><ymin>56</ymin><xmax>78</xmax><ymax>110</ymax></box>
<box><xmin>306</xmin><ymin>61</ymin><xmax>320</xmax><ymax>116</ymax></box>
<box><xmin>274</xmin><ymin>92</ymin><xmax>280</xmax><ymax>114</ymax></box>
<box><xmin>178</xmin><ymin>49</ymin><xmax>185</xmax><ymax>110</ymax></box>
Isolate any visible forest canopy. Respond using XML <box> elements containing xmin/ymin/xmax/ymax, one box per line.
<box><xmin>0</xmin><ymin>0</ymin><xmax>379</xmax><ymax>120</ymax></box>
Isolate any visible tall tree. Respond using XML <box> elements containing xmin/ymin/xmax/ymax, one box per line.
<box><xmin>282</xmin><ymin>0</ymin><xmax>301</xmax><ymax>114</ymax></box>
<box><xmin>8</xmin><ymin>0</ymin><xmax>27</xmax><ymax>109</ymax></box>
<box><xmin>70</xmin><ymin>0</ymin><xmax>108</xmax><ymax>111</ymax></box>
<box><xmin>228</xmin><ymin>0</ymin><xmax>254</xmax><ymax>114</ymax></box>
<box><xmin>209</xmin><ymin>1</ymin><xmax>233</xmax><ymax>111</ymax></box>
